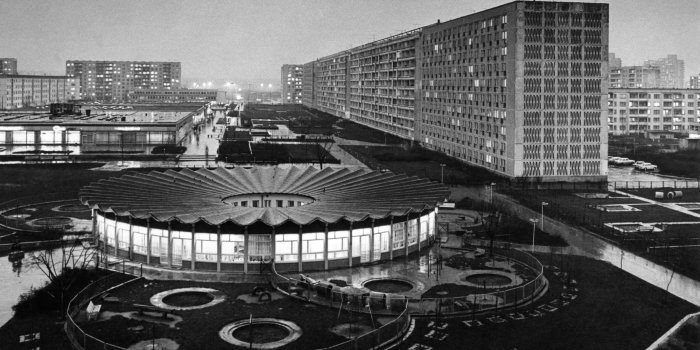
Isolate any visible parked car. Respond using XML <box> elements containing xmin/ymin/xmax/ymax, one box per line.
<box><xmin>633</xmin><ymin>161</ymin><xmax>646</xmax><ymax>169</ymax></box>
<box><xmin>638</xmin><ymin>163</ymin><xmax>658</xmax><ymax>172</ymax></box>
<box><xmin>612</xmin><ymin>157</ymin><xmax>635</xmax><ymax>166</ymax></box>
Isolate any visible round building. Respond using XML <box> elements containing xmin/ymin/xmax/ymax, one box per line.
<box><xmin>80</xmin><ymin>166</ymin><xmax>449</xmax><ymax>274</ymax></box>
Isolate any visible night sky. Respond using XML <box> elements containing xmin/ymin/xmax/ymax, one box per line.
<box><xmin>0</xmin><ymin>0</ymin><xmax>697</xmax><ymax>87</ymax></box>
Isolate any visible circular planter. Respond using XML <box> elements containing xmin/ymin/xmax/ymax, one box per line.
<box><xmin>219</xmin><ymin>318</ymin><xmax>302</xmax><ymax>349</ymax></box>
<box><xmin>150</xmin><ymin>287</ymin><xmax>226</xmax><ymax>311</ymax></box>
<box><xmin>457</xmin><ymin>269</ymin><xmax>523</xmax><ymax>289</ymax></box>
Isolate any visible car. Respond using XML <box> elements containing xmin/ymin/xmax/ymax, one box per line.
<box><xmin>638</xmin><ymin>163</ymin><xmax>658</xmax><ymax>172</ymax></box>
<box><xmin>612</xmin><ymin>157</ymin><xmax>634</xmax><ymax>166</ymax></box>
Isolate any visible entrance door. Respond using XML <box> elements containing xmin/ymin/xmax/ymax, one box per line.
<box><xmin>172</xmin><ymin>238</ymin><xmax>183</xmax><ymax>267</ymax></box>
<box><xmin>153</xmin><ymin>236</ymin><xmax>169</xmax><ymax>267</ymax></box>
<box><xmin>373</xmin><ymin>233</ymin><xmax>381</xmax><ymax>261</ymax></box>
<box><xmin>360</xmin><ymin>235</ymin><xmax>371</xmax><ymax>263</ymax></box>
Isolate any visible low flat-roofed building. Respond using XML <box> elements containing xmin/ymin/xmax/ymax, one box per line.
<box><xmin>0</xmin><ymin>103</ymin><xmax>207</xmax><ymax>154</ymax></box>
<box><xmin>128</xmin><ymin>88</ymin><xmax>225</xmax><ymax>103</ymax></box>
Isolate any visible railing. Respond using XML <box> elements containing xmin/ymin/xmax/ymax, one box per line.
<box><xmin>270</xmin><ymin>264</ymin><xmax>412</xmax><ymax>350</ymax></box>
<box><xmin>65</xmin><ymin>273</ymin><xmax>141</xmax><ymax>350</ymax></box>
<box><xmin>610</xmin><ymin>180</ymin><xmax>700</xmax><ymax>190</ymax></box>
<box><xmin>407</xmin><ymin>247</ymin><xmax>546</xmax><ymax>317</ymax></box>
<box><xmin>319</xmin><ymin>307</ymin><xmax>410</xmax><ymax>350</ymax></box>
<box><xmin>103</xmin><ymin>257</ymin><xmax>144</xmax><ymax>277</ymax></box>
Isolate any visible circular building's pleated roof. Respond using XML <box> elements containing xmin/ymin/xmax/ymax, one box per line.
<box><xmin>79</xmin><ymin>166</ymin><xmax>450</xmax><ymax>226</ymax></box>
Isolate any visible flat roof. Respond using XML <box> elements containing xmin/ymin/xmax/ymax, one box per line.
<box><xmin>0</xmin><ymin>103</ymin><xmax>206</xmax><ymax>126</ymax></box>
<box><xmin>0</xmin><ymin>74</ymin><xmax>71</xmax><ymax>79</ymax></box>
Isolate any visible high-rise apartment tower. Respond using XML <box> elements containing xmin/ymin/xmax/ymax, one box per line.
<box><xmin>301</xmin><ymin>1</ymin><xmax>609</xmax><ymax>182</ymax></box>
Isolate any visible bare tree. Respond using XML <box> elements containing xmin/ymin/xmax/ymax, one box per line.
<box><xmin>315</xmin><ymin>136</ymin><xmax>335</xmax><ymax>169</ymax></box>
<box><xmin>475</xmin><ymin>200</ymin><xmax>505</xmax><ymax>257</ymax></box>
<box><xmin>27</xmin><ymin>237</ymin><xmax>98</xmax><ymax>315</ymax></box>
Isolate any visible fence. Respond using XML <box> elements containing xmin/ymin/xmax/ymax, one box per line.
<box><xmin>409</xmin><ymin>247</ymin><xmax>547</xmax><ymax>316</ymax></box>
<box><xmin>319</xmin><ymin>308</ymin><xmax>410</xmax><ymax>350</ymax></box>
<box><xmin>65</xmin><ymin>273</ymin><xmax>141</xmax><ymax>350</ymax></box>
<box><xmin>610</xmin><ymin>180</ymin><xmax>700</xmax><ymax>190</ymax></box>
<box><xmin>270</xmin><ymin>264</ymin><xmax>412</xmax><ymax>350</ymax></box>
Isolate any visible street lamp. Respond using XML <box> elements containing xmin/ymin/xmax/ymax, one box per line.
<box><xmin>489</xmin><ymin>182</ymin><xmax>496</xmax><ymax>206</ymax></box>
<box><xmin>541</xmin><ymin>202</ymin><xmax>549</xmax><ymax>232</ymax></box>
<box><xmin>529</xmin><ymin>218</ymin><xmax>539</xmax><ymax>252</ymax></box>
<box><xmin>439</xmin><ymin>163</ymin><xmax>446</xmax><ymax>183</ymax></box>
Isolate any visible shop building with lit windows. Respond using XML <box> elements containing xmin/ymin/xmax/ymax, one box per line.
<box><xmin>80</xmin><ymin>166</ymin><xmax>448</xmax><ymax>273</ymax></box>
<box><xmin>128</xmin><ymin>88</ymin><xmax>226</xmax><ymax>103</ymax></box>
<box><xmin>66</xmin><ymin>60</ymin><xmax>181</xmax><ymax>102</ymax></box>
<box><xmin>281</xmin><ymin>64</ymin><xmax>303</xmax><ymax>104</ymax></box>
<box><xmin>608</xmin><ymin>88</ymin><xmax>700</xmax><ymax>135</ymax></box>
<box><xmin>302</xmin><ymin>1</ymin><xmax>609</xmax><ymax>182</ymax></box>
<box><xmin>0</xmin><ymin>103</ymin><xmax>207</xmax><ymax>152</ymax></box>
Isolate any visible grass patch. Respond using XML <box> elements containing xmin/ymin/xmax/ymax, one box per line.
<box><xmin>341</xmin><ymin>145</ymin><xmax>504</xmax><ymax>185</ymax></box>
<box><xmin>408</xmin><ymin>254</ymin><xmax>699</xmax><ymax>350</ymax></box>
<box><xmin>217</xmin><ymin>142</ymin><xmax>339</xmax><ymax>165</ymax></box>
<box><xmin>231</xmin><ymin>104</ymin><xmax>405</xmax><ymax>144</ymax></box>
<box><xmin>501</xmin><ymin>188</ymin><xmax>700</xmax><ymax>279</ymax></box>
<box><xmin>83</xmin><ymin>280</ymin><xmax>371</xmax><ymax>349</ymax></box>
<box><xmin>0</xmin><ymin>164</ymin><xmax>111</xmax><ymax>205</ymax></box>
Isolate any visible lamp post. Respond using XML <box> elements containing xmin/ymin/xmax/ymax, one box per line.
<box><xmin>529</xmin><ymin>218</ymin><xmax>539</xmax><ymax>253</ymax></box>
<box><xmin>541</xmin><ymin>201</ymin><xmax>548</xmax><ymax>232</ymax></box>
<box><xmin>439</xmin><ymin>163</ymin><xmax>446</xmax><ymax>183</ymax></box>
<box><xmin>489</xmin><ymin>182</ymin><xmax>496</xmax><ymax>206</ymax></box>
<box><xmin>268</xmin><ymin>84</ymin><xmax>272</xmax><ymax>104</ymax></box>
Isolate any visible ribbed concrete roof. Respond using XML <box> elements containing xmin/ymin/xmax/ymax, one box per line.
<box><xmin>79</xmin><ymin>166</ymin><xmax>449</xmax><ymax>227</ymax></box>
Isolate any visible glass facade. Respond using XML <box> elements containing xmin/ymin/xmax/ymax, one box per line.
<box><xmin>94</xmin><ymin>209</ymin><xmax>436</xmax><ymax>271</ymax></box>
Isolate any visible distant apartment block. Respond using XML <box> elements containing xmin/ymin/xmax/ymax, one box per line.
<box><xmin>610</xmin><ymin>66</ymin><xmax>660</xmax><ymax>88</ymax></box>
<box><xmin>690</xmin><ymin>75</ymin><xmax>699</xmax><ymax>89</ymax></box>
<box><xmin>0</xmin><ymin>75</ymin><xmax>72</xmax><ymax>109</ymax></box>
<box><xmin>128</xmin><ymin>88</ymin><xmax>225</xmax><ymax>103</ymax></box>
<box><xmin>644</xmin><ymin>55</ymin><xmax>685</xmax><ymax>88</ymax></box>
<box><xmin>66</xmin><ymin>60</ymin><xmax>181</xmax><ymax>102</ymax></box>
<box><xmin>608</xmin><ymin>88</ymin><xmax>700</xmax><ymax>135</ymax></box>
<box><xmin>302</xmin><ymin>1</ymin><xmax>609</xmax><ymax>182</ymax></box>
<box><xmin>608</xmin><ymin>52</ymin><xmax>621</xmax><ymax>69</ymax></box>
<box><xmin>281</xmin><ymin>64</ymin><xmax>303</xmax><ymax>104</ymax></box>
<box><xmin>0</xmin><ymin>58</ymin><xmax>18</xmax><ymax>75</ymax></box>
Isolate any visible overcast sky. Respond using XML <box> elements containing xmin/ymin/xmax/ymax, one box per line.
<box><xmin>0</xmin><ymin>0</ymin><xmax>698</xmax><ymax>87</ymax></box>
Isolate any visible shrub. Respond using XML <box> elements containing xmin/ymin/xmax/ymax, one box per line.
<box><xmin>151</xmin><ymin>145</ymin><xmax>186</xmax><ymax>154</ymax></box>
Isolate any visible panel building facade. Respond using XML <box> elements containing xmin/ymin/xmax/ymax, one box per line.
<box><xmin>690</xmin><ymin>75</ymin><xmax>699</xmax><ymax>89</ymax></box>
<box><xmin>0</xmin><ymin>58</ymin><xmax>18</xmax><ymax>75</ymax></box>
<box><xmin>644</xmin><ymin>55</ymin><xmax>685</xmax><ymax>89</ymax></box>
<box><xmin>0</xmin><ymin>75</ymin><xmax>72</xmax><ymax>109</ymax></box>
<box><xmin>609</xmin><ymin>66</ymin><xmax>660</xmax><ymax>89</ymax></box>
<box><xmin>66</xmin><ymin>60</ymin><xmax>181</xmax><ymax>102</ymax></box>
<box><xmin>281</xmin><ymin>64</ymin><xmax>303</xmax><ymax>104</ymax></box>
<box><xmin>301</xmin><ymin>1</ymin><xmax>609</xmax><ymax>182</ymax></box>
<box><xmin>608</xmin><ymin>88</ymin><xmax>700</xmax><ymax>135</ymax></box>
